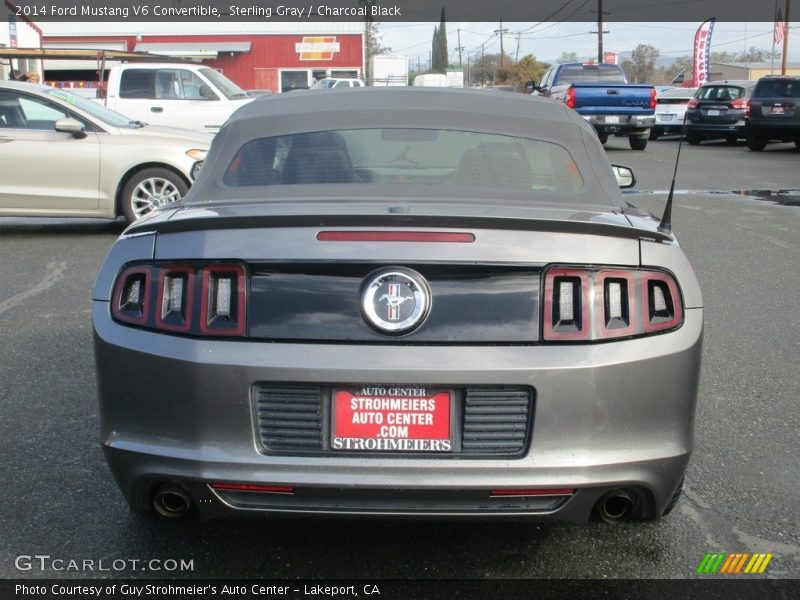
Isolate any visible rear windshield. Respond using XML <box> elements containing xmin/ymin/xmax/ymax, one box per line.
<box><xmin>558</xmin><ymin>65</ymin><xmax>626</xmax><ymax>84</ymax></box>
<box><xmin>222</xmin><ymin>128</ymin><xmax>584</xmax><ymax>193</ymax></box>
<box><xmin>696</xmin><ymin>85</ymin><xmax>746</xmax><ymax>101</ymax></box>
<box><xmin>753</xmin><ymin>79</ymin><xmax>800</xmax><ymax>98</ymax></box>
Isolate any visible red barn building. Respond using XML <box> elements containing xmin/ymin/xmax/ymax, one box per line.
<box><xmin>38</xmin><ymin>22</ymin><xmax>365</xmax><ymax>93</ymax></box>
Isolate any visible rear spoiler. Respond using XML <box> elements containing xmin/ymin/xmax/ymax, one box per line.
<box><xmin>126</xmin><ymin>212</ymin><xmax>673</xmax><ymax>243</ymax></box>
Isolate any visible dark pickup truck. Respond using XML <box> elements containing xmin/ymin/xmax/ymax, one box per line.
<box><xmin>532</xmin><ymin>63</ymin><xmax>656</xmax><ymax>150</ymax></box>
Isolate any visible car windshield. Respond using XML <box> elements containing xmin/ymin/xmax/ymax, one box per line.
<box><xmin>311</xmin><ymin>79</ymin><xmax>337</xmax><ymax>89</ymax></box>
<box><xmin>558</xmin><ymin>65</ymin><xmax>626</xmax><ymax>84</ymax></box>
<box><xmin>659</xmin><ymin>88</ymin><xmax>696</xmax><ymax>99</ymax></box>
<box><xmin>42</xmin><ymin>88</ymin><xmax>138</xmax><ymax>128</ymax></box>
<box><xmin>223</xmin><ymin>128</ymin><xmax>584</xmax><ymax>194</ymax></box>
<box><xmin>696</xmin><ymin>85</ymin><xmax>745</xmax><ymax>101</ymax></box>
<box><xmin>754</xmin><ymin>79</ymin><xmax>800</xmax><ymax>98</ymax></box>
<box><xmin>199</xmin><ymin>68</ymin><xmax>249</xmax><ymax>99</ymax></box>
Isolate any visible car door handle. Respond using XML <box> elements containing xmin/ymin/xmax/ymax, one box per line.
<box><xmin>0</xmin><ymin>136</ymin><xmax>13</xmax><ymax>144</ymax></box>
<box><xmin>150</xmin><ymin>107</ymin><xmax>164</xmax><ymax>113</ymax></box>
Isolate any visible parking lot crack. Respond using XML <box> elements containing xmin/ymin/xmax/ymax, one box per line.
<box><xmin>0</xmin><ymin>261</ymin><xmax>67</xmax><ymax>316</ymax></box>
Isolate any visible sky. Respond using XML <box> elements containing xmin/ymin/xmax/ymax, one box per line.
<box><xmin>377</xmin><ymin>21</ymin><xmax>800</xmax><ymax>67</ymax></box>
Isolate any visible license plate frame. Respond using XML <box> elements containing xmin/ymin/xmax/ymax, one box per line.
<box><xmin>331</xmin><ymin>386</ymin><xmax>454</xmax><ymax>452</ymax></box>
<box><xmin>604</xmin><ymin>116</ymin><xmax>620</xmax><ymax>124</ymax></box>
<box><xmin>707</xmin><ymin>109</ymin><xmax>720</xmax><ymax>116</ymax></box>
<box><xmin>771</xmin><ymin>106</ymin><xmax>785</xmax><ymax>114</ymax></box>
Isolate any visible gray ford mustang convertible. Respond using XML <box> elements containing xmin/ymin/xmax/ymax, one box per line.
<box><xmin>93</xmin><ymin>88</ymin><xmax>702</xmax><ymax>523</ymax></box>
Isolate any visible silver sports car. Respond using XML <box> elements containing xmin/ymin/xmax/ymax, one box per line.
<box><xmin>93</xmin><ymin>88</ymin><xmax>703</xmax><ymax>523</ymax></box>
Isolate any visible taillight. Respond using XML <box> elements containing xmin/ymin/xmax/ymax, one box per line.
<box><xmin>111</xmin><ymin>262</ymin><xmax>247</xmax><ymax>337</ymax></box>
<box><xmin>730</xmin><ymin>98</ymin><xmax>749</xmax><ymax>111</ymax></box>
<box><xmin>687</xmin><ymin>98</ymin><xmax>699</xmax><ymax>109</ymax></box>
<box><xmin>566</xmin><ymin>87</ymin><xmax>576</xmax><ymax>109</ymax></box>
<box><xmin>543</xmin><ymin>267</ymin><xmax>683</xmax><ymax>342</ymax></box>
<box><xmin>649</xmin><ymin>87</ymin><xmax>657</xmax><ymax>110</ymax></box>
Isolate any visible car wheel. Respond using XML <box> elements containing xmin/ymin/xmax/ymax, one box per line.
<box><xmin>648</xmin><ymin>129</ymin><xmax>659</xmax><ymax>141</ymax></box>
<box><xmin>121</xmin><ymin>168</ymin><xmax>189</xmax><ymax>223</ymax></box>
<box><xmin>686</xmin><ymin>134</ymin><xmax>702</xmax><ymax>145</ymax></box>
<box><xmin>597</xmin><ymin>133</ymin><xmax>608</xmax><ymax>146</ymax></box>
<box><xmin>747</xmin><ymin>136</ymin><xmax>768</xmax><ymax>152</ymax></box>
<box><xmin>629</xmin><ymin>136</ymin><xmax>647</xmax><ymax>151</ymax></box>
<box><xmin>725</xmin><ymin>135</ymin><xmax>738</xmax><ymax>145</ymax></box>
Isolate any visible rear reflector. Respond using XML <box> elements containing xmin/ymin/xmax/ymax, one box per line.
<box><xmin>212</xmin><ymin>483</ymin><xmax>294</xmax><ymax>494</ymax></box>
<box><xmin>490</xmin><ymin>488</ymin><xmax>576</xmax><ymax>497</ymax></box>
<box><xmin>316</xmin><ymin>231</ymin><xmax>475</xmax><ymax>243</ymax></box>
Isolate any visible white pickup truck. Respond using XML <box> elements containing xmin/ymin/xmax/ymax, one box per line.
<box><xmin>98</xmin><ymin>63</ymin><xmax>253</xmax><ymax>132</ymax></box>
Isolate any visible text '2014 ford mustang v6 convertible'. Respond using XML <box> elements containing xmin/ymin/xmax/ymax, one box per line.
<box><xmin>93</xmin><ymin>87</ymin><xmax>702</xmax><ymax>524</ymax></box>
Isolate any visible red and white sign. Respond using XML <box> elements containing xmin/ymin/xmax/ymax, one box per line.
<box><xmin>296</xmin><ymin>36</ymin><xmax>341</xmax><ymax>61</ymax></box>
<box><xmin>603</xmin><ymin>51</ymin><xmax>618</xmax><ymax>65</ymax></box>
<box><xmin>333</xmin><ymin>387</ymin><xmax>452</xmax><ymax>452</ymax></box>
<box><xmin>691</xmin><ymin>19</ymin><xmax>715</xmax><ymax>88</ymax></box>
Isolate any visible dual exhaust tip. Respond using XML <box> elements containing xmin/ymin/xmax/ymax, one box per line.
<box><xmin>153</xmin><ymin>484</ymin><xmax>192</xmax><ymax>517</ymax></box>
<box><xmin>595</xmin><ymin>490</ymin><xmax>635</xmax><ymax>523</ymax></box>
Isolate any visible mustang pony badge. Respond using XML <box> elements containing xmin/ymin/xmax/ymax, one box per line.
<box><xmin>361</xmin><ymin>269</ymin><xmax>430</xmax><ymax>334</ymax></box>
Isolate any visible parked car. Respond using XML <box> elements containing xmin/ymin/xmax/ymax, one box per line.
<box><xmin>97</xmin><ymin>62</ymin><xmax>253</xmax><ymax>132</ymax></box>
<box><xmin>650</xmin><ymin>87</ymin><xmax>697</xmax><ymax>139</ymax></box>
<box><xmin>310</xmin><ymin>78</ymin><xmax>365</xmax><ymax>89</ymax></box>
<box><xmin>532</xmin><ymin>63</ymin><xmax>656</xmax><ymax>150</ymax></box>
<box><xmin>745</xmin><ymin>76</ymin><xmax>800</xmax><ymax>151</ymax></box>
<box><xmin>684</xmin><ymin>80</ymin><xmax>756</xmax><ymax>145</ymax></box>
<box><xmin>93</xmin><ymin>88</ymin><xmax>702</xmax><ymax>524</ymax></box>
<box><xmin>0</xmin><ymin>81</ymin><xmax>211</xmax><ymax>222</ymax></box>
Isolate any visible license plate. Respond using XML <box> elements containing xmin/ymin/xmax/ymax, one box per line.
<box><xmin>707</xmin><ymin>109</ymin><xmax>720</xmax><ymax>116</ymax></box>
<box><xmin>332</xmin><ymin>387</ymin><xmax>452</xmax><ymax>452</ymax></box>
<box><xmin>605</xmin><ymin>116</ymin><xmax>619</xmax><ymax>124</ymax></box>
<box><xmin>771</xmin><ymin>106</ymin><xmax>785</xmax><ymax>114</ymax></box>
<box><xmin>659</xmin><ymin>114</ymin><xmax>675</xmax><ymax>121</ymax></box>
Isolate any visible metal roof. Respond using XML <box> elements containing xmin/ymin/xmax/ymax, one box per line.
<box><xmin>134</xmin><ymin>42</ymin><xmax>252</xmax><ymax>58</ymax></box>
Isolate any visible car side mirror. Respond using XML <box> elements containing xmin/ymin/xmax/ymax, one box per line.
<box><xmin>611</xmin><ymin>164</ymin><xmax>636</xmax><ymax>189</ymax></box>
<box><xmin>525</xmin><ymin>80</ymin><xmax>538</xmax><ymax>92</ymax></box>
<box><xmin>55</xmin><ymin>118</ymin><xmax>87</xmax><ymax>139</ymax></box>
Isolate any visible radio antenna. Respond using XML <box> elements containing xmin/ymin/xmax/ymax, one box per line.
<box><xmin>658</xmin><ymin>111</ymin><xmax>689</xmax><ymax>235</ymax></box>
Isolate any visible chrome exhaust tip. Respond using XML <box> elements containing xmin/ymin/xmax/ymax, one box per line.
<box><xmin>596</xmin><ymin>490</ymin><xmax>634</xmax><ymax>523</ymax></box>
<box><xmin>153</xmin><ymin>484</ymin><xmax>192</xmax><ymax>517</ymax></box>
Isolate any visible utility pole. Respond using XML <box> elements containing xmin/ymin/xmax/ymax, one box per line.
<box><xmin>591</xmin><ymin>0</ymin><xmax>610</xmax><ymax>63</ymax></box>
<box><xmin>781</xmin><ymin>0</ymin><xmax>791</xmax><ymax>75</ymax></box>
<box><xmin>494</xmin><ymin>21</ymin><xmax>510</xmax><ymax>68</ymax></box>
<box><xmin>455</xmin><ymin>29</ymin><xmax>464</xmax><ymax>68</ymax></box>
<box><xmin>481</xmin><ymin>41</ymin><xmax>486</xmax><ymax>88</ymax></box>
<box><xmin>514</xmin><ymin>32</ymin><xmax>521</xmax><ymax>63</ymax></box>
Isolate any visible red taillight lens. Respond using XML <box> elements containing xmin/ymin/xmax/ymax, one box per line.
<box><xmin>649</xmin><ymin>87</ymin><xmax>657</xmax><ymax>110</ymax></box>
<box><xmin>566</xmin><ymin>87</ymin><xmax>576</xmax><ymax>109</ymax></box>
<box><xmin>687</xmin><ymin>98</ymin><xmax>699</xmax><ymax>109</ymax></box>
<box><xmin>730</xmin><ymin>99</ymin><xmax>749</xmax><ymax>110</ymax></box>
<box><xmin>543</xmin><ymin>267</ymin><xmax>683</xmax><ymax>342</ymax></box>
<box><xmin>111</xmin><ymin>262</ymin><xmax>247</xmax><ymax>337</ymax></box>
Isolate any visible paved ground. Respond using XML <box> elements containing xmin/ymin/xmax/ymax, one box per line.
<box><xmin>0</xmin><ymin>138</ymin><xmax>798</xmax><ymax>581</ymax></box>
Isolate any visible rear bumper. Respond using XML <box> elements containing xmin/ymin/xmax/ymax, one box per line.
<box><xmin>582</xmin><ymin>114</ymin><xmax>655</xmax><ymax>134</ymax></box>
<box><xmin>94</xmin><ymin>303</ymin><xmax>703</xmax><ymax>523</ymax></box>
<box><xmin>746</xmin><ymin>122</ymin><xmax>800</xmax><ymax>138</ymax></box>
<box><xmin>685</xmin><ymin>121</ymin><xmax>746</xmax><ymax>137</ymax></box>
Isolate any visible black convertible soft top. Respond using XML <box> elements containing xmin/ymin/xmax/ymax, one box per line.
<box><xmin>186</xmin><ymin>87</ymin><xmax>625</xmax><ymax>209</ymax></box>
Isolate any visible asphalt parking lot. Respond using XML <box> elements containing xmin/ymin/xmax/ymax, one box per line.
<box><xmin>0</xmin><ymin>137</ymin><xmax>798</xmax><ymax>582</ymax></box>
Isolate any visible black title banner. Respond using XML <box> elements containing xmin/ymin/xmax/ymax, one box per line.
<box><xmin>2</xmin><ymin>1</ymin><xmax>789</xmax><ymax>23</ymax></box>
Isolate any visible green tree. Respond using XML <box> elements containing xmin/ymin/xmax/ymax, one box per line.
<box><xmin>431</xmin><ymin>8</ymin><xmax>448</xmax><ymax>72</ymax></box>
<box><xmin>629</xmin><ymin>44</ymin><xmax>660</xmax><ymax>83</ymax></box>
<box><xmin>507</xmin><ymin>55</ymin><xmax>548</xmax><ymax>89</ymax></box>
<box><xmin>710</xmin><ymin>51</ymin><xmax>735</xmax><ymax>63</ymax></box>
<box><xmin>735</xmin><ymin>47</ymin><xmax>780</xmax><ymax>62</ymax></box>
<box><xmin>556</xmin><ymin>51</ymin><xmax>580</xmax><ymax>64</ymax></box>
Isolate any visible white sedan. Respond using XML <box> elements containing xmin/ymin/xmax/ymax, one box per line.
<box><xmin>650</xmin><ymin>87</ymin><xmax>698</xmax><ymax>140</ymax></box>
<box><xmin>0</xmin><ymin>81</ymin><xmax>212</xmax><ymax>222</ymax></box>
